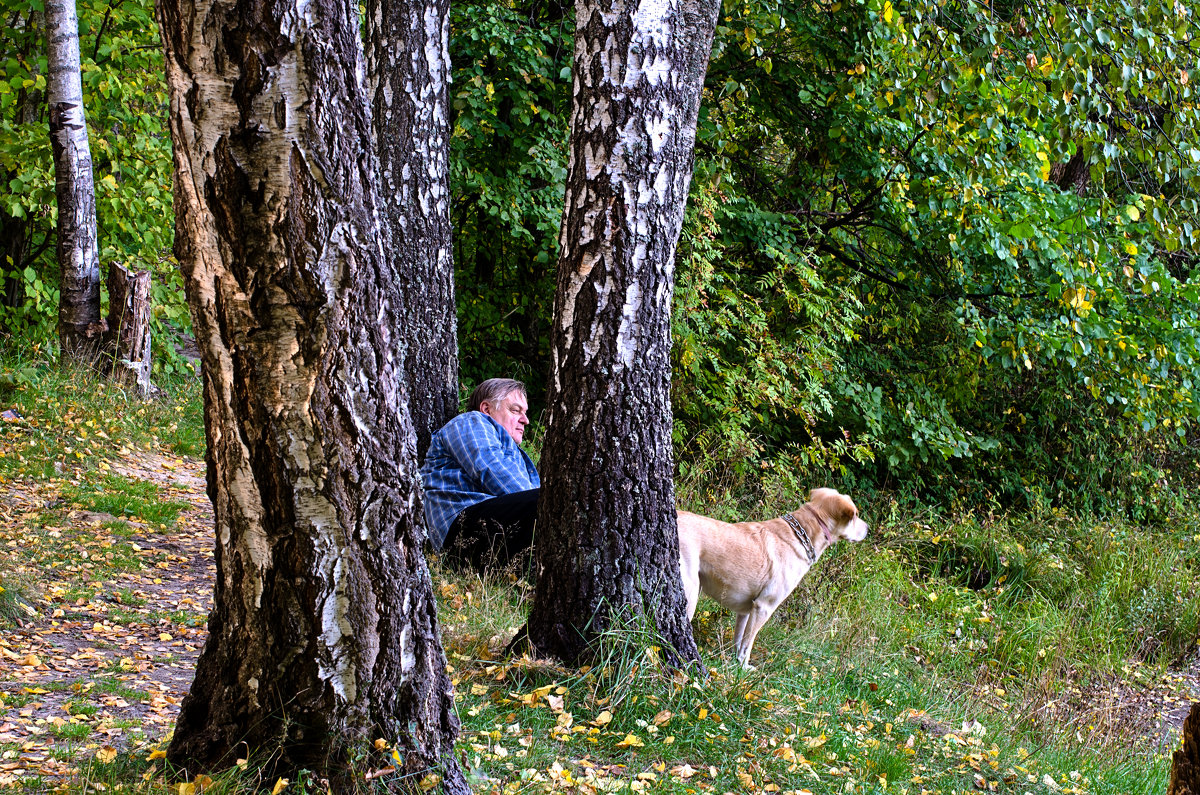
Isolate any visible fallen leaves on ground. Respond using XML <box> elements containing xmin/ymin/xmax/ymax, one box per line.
<box><xmin>0</xmin><ymin>453</ymin><xmax>213</xmax><ymax>788</ymax></box>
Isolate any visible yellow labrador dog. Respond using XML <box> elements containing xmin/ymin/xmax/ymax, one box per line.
<box><xmin>678</xmin><ymin>488</ymin><xmax>869</xmax><ymax>667</ymax></box>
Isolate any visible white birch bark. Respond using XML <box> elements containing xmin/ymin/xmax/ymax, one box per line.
<box><xmin>47</xmin><ymin>0</ymin><xmax>102</xmax><ymax>359</ymax></box>
<box><xmin>525</xmin><ymin>0</ymin><xmax>720</xmax><ymax>665</ymax></box>
<box><xmin>155</xmin><ymin>0</ymin><xmax>467</xmax><ymax>785</ymax></box>
<box><xmin>366</xmin><ymin>0</ymin><xmax>459</xmax><ymax>461</ymax></box>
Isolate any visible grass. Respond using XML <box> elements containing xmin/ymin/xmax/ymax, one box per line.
<box><xmin>0</xmin><ymin>343</ymin><xmax>1196</xmax><ymax>794</ymax></box>
<box><xmin>61</xmin><ymin>475</ymin><xmax>191</xmax><ymax>528</ymax></box>
<box><xmin>0</xmin><ymin>339</ymin><xmax>202</xmax><ymax>482</ymax></box>
<box><xmin>0</xmin><ymin>575</ymin><xmax>36</xmax><ymax>624</ymax></box>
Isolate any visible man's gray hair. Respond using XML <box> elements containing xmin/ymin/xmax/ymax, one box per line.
<box><xmin>467</xmin><ymin>378</ymin><xmax>527</xmax><ymax>413</ymax></box>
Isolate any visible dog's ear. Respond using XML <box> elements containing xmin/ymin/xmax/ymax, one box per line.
<box><xmin>809</xmin><ymin>488</ymin><xmax>857</xmax><ymax>527</ymax></box>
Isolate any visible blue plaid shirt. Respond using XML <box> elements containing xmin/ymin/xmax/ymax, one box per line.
<box><xmin>419</xmin><ymin>411</ymin><xmax>540</xmax><ymax>549</ymax></box>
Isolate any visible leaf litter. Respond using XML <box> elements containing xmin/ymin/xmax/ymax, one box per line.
<box><xmin>0</xmin><ymin>441</ymin><xmax>1195</xmax><ymax>792</ymax></box>
<box><xmin>0</xmin><ymin>452</ymin><xmax>213</xmax><ymax>788</ymax></box>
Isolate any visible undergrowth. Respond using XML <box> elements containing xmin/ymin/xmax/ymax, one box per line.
<box><xmin>0</xmin><ymin>343</ymin><xmax>1196</xmax><ymax>794</ymax></box>
<box><xmin>0</xmin><ymin>339</ymin><xmax>202</xmax><ymax>484</ymax></box>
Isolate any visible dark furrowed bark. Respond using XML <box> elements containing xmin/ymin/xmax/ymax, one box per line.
<box><xmin>523</xmin><ymin>0</ymin><xmax>720</xmax><ymax>668</ymax></box>
<box><xmin>157</xmin><ymin>0</ymin><xmax>466</xmax><ymax>787</ymax></box>
<box><xmin>366</xmin><ymin>0</ymin><xmax>459</xmax><ymax>463</ymax></box>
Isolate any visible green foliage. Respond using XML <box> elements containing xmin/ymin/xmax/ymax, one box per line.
<box><xmin>672</xmin><ymin>174</ymin><xmax>874</xmax><ymax>479</ymax></box>
<box><xmin>664</xmin><ymin>0</ymin><xmax>1200</xmax><ymax>512</ymax></box>
<box><xmin>0</xmin><ymin>0</ymin><xmax>190</xmax><ymax>372</ymax></box>
<box><xmin>449</xmin><ymin>0</ymin><xmax>571</xmax><ymax>399</ymax></box>
<box><xmin>2</xmin><ymin>0</ymin><xmax>1195</xmax><ymax>515</ymax></box>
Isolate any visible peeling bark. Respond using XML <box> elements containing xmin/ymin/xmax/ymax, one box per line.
<box><xmin>102</xmin><ymin>262</ymin><xmax>154</xmax><ymax>397</ymax></box>
<box><xmin>48</xmin><ymin>0</ymin><xmax>103</xmax><ymax>360</ymax></box>
<box><xmin>523</xmin><ymin>0</ymin><xmax>720</xmax><ymax>666</ymax></box>
<box><xmin>155</xmin><ymin>0</ymin><xmax>466</xmax><ymax>787</ymax></box>
<box><xmin>366</xmin><ymin>0</ymin><xmax>459</xmax><ymax>462</ymax></box>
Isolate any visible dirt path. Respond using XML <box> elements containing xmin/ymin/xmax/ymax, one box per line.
<box><xmin>0</xmin><ymin>454</ymin><xmax>213</xmax><ymax>787</ymax></box>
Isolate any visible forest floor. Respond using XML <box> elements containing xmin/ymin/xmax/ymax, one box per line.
<box><xmin>0</xmin><ymin>448</ymin><xmax>1198</xmax><ymax>791</ymax></box>
<box><xmin>0</xmin><ymin>453</ymin><xmax>212</xmax><ymax>788</ymax></box>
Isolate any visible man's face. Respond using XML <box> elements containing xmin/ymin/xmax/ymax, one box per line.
<box><xmin>481</xmin><ymin>389</ymin><xmax>529</xmax><ymax>444</ymax></box>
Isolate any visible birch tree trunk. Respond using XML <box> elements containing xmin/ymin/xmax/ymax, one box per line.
<box><xmin>365</xmin><ymin>0</ymin><xmax>459</xmax><ymax>461</ymax></box>
<box><xmin>522</xmin><ymin>0</ymin><xmax>720</xmax><ymax>665</ymax></box>
<box><xmin>155</xmin><ymin>0</ymin><xmax>467</xmax><ymax>787</ymax></box>
<box><xmin>102</xmin><ymin>263</ymin><xmax>154</xmax><ymax>397</ymax></box>
<box><xmin>48</xmin><ymin>0</ymin><xmax>103</xmax><ymax>360</ymax></box>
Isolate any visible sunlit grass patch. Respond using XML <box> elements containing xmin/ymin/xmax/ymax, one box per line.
<box><xmin>0</xmin><ymin>574</ymin><xmax>37</xmax><ymax>626</ymax></box>
<box><xmin>429</xmin><ymin>501</ymin><xmax>1190</xmax><ymax>795</ymax></box>
<box><xmin>0</xmin><ymin>341</ymin><xmax>203</xmax><ymax>482</ymax></box>
<box><xmin>49</xmin><ymin>721</ymin><xmax>90</xmax><ymax>741</ymax></box>
<box><xmin>62</xmin><ymin>475</ymin><xmax>190</xmax><ymax>528</ymax></box>
<box><xmin>88</xmin><ymin>675</ymin><xmax>149</xmax><ymax>702</ymax></box>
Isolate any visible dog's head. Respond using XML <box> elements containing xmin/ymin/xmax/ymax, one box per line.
<box><xmin>808</xmin><ymin>488</ymin><xmax>869</xmax><ymax>542</ymax></box>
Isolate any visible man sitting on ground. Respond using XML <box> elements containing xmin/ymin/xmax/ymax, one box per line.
<box><xmin>420</xmin><ymin>378</ymin><xmax>539</xmax><ymax>571</ymax></box>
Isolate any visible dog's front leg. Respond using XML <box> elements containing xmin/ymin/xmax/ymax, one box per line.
<box><xmin>735</xmin><ymin>604</ymin><xmax>774</xmax><ymax>668</ymax></box>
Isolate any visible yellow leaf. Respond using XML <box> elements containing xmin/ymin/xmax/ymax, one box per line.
<box><xmin>373</xmin><ymin>738</ymin><xmax>388</xmax><ymax>751</ymax></box>
<box><xmin>616</xmin><ymin>734</ymin><xmax>644</xmax><ymax>749</ymax></box>
<box><xmin>593</xmin><ymin>710</ymin><xmax>613</xmax><ymax>726</ymax></box>
<box><xmin>178</xmin><ymin>785</ymin><xmax>195</xmax><ymax>795</ymax></box>
<box><xmin>159</xmin><ymin>633</ymin><xmax>173</xmax><ymax>642</ymax></box>
<box><xmin>271</xmin><ymin>777</ymin><xmax>289</xmax><ymax>795</ymax></box>
<box><xmin>883</xmin><ymin>1</ymin><xmax>894</xmax><ymax>23</ymax></box>
<box><xmin>697</xmin><ymin>708</ymin><xmax>708</xmax><ymax>720</ymax></box>
<box><xmin>418</xmin><ymin>774</ymin><xmax>441</xmax><ymax>791</ymax></box>
<box><xmin>148</xmin><ymin>748</ymin><xmax>167</xmax><ymax>760</ymax></box>
<box><xmin>1125</xmin><ymin>205</ymin><xmax>1140</xmax><ymax>222</ymax></box>
<box><xmin>1124</xmin><ymin>243</ymin><xmax>1138</xmax><ymax>256</ymax></box>
<box><xmin>96</xmin><ymin>746</ymin><xmax>118</xmax><ymax>764</ymax></box>
<box><xmin>22</xmin><ymin>654</ymin><xmax>40</xmax><ymax>667</ymax></box>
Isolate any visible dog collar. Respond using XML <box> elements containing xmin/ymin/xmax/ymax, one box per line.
<box><xmin>781</xmin><ymin>512</ymin><xmax>817</xmax><ymax>563</ymax></box>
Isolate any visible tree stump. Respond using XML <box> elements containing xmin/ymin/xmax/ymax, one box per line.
<box><xmin>1169</xmin><ymin>702</ymin><xmax>1200</xmax><ymax>795</ymax></box>
<box><xmin>103</xmin><ymin>262</ymin><xmax>154</xmax><ymax>397</ymax></box>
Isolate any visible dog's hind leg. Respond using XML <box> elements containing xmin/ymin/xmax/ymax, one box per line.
<box><xmin>732</xmin><ymin>612</ymin><xmax>749</xmax><ymax>653</ymax></box>
<box><xmin>679</xmin><ymin>549</ymin><xmax>700</xmax><ymax>620</ymax></box>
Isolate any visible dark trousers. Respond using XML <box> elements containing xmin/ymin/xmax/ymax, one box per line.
<box><xmin>442</xmin><ymin>488</ymin><xmax>539</xmax><ymax>573</ymax></box>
